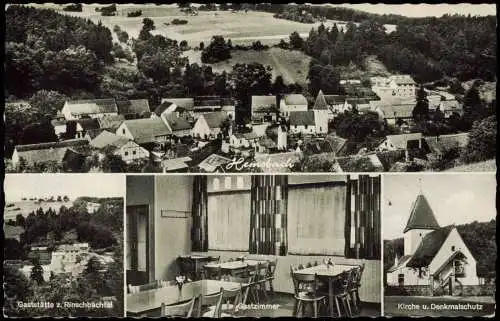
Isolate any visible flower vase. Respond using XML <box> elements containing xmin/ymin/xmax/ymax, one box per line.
<box><xmin>177</xmin><ymin>283</ymin><xmax>183</xmax><ymax>292</ymax></box>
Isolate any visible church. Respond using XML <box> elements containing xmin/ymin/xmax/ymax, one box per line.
<box><xmin>386</xmin><ymin>192</ymin><xmax>479</xmax><ymax>295</ymax></box>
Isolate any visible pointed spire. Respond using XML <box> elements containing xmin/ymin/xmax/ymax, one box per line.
<box><xmin>403</xmin><ymin>193</ymin><xmax>440</xmax><ymax>233</ymax></box>
<box><xmin>313</xmin><ymin>90</ymin><xmax>328</xmax><ymax>110</ymax></box>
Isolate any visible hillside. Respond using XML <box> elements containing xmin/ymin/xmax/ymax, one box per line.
<box><xmin>4</xmin><ymin>200</ymin><xmax>73</xmax><ymax>221</ymax></box>
<box><xmin>184</xmin><ymin>47</ymin><xmax>312</xmax><ymax>85</ymax></box>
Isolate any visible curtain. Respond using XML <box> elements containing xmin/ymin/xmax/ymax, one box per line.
<box><xmin>345</xmin><ymin>175</ymin><xmax>381</xmax><ymax>260</ymax></box>
<box><xmin>249</xmin><ymin>175</ymin><xmax>288</xmax><ymax>256</ymax></box>
<box><xmin>191</xmin><ymin>175</ymin><xmax>208</xmax><ymax>252</ymax></box>
<box><xmin>207</xmin><ymin>192</ymin><xmax>251</xmax><ymax>251</ymax></box>
<box><xmin>288</xmin><ymin>182</ymin><xmax>346</xmax><ymax>255</ymax></box>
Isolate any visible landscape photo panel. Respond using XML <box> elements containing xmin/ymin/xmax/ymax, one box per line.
<box><xmin>3</xmin><ymin>174</ymin><xmax>126</xmax><ymax>317</ymax></box>
<box><xmin>3</xmin><ymin>3</ymin><xmax>496</xmax><ymax>173</ymax></box>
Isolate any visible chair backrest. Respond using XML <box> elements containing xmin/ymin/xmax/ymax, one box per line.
<box><xmin>159</xmin><ymin>280</ymin><xmax>177</xmax><ymax>288</ymax></box>
<box><xmin>128</xmin><ymin>280</ymin><xmax>159</xmax><ymax>293</ymax></box>
<box><xmin>228</xmin><ymin>275</ymin><xmax>253</xmax><ymax>285</ymax></box>
<box><xmin>203</xmin><ymin>265</ymin><xmax>222</xmax><ymax>280</ymax></box>
<box><xmin>348</xmin><ymin>267</ymin><xmax>360</xmax><ymax>290</ymax></box>
<box><xmin>228</xmin><ymin>258</ymin><xmax>234</xmax><ymax>262</ymax></box>
<box><xmin>357</xmin><ymin>263</ymin><xmax>366</xmax><ymax>284</ymax></box>
<box><xmin>161</xmin><ymin>295</ymin><xmax>197</xmax><ymax>317</ymax></box>
<box><xmin>306</xmin><ymin>262</ymin><xmax>313</xmax><ymax>268</ymax></box>
<box><xmin>298</xmin><ymin>263</ymin><xmax>305</xmax><ymax>270</ymax></box>
<box><xmin>267</xmin><ymin>259</ymin><xmax>277</xmax><ymax>277</ymax></box>
<box><xmin>209</xmin><ymin>255</ymin><xmax>220</xmax><ymax>263</ymax></box>
<box><xmin>292</xmin><ymin>272</ymin><xmax>320</xmax><ymax>296</ymax></box>
<box><xmin>256</xmin><ymin>262</ymin><xmax>269</xmax><ymax>281</ymax></box>
<box><xmin>313</xmin><ymin>261</ymin><xmax>319</xmax><ymax>266</ymax></box>
<box><xmin>198</xmin><ymin>288</ymin><xmax>223</xmax><ymax>317</ymax></box>
<box><xmin>221</xmin><ymin>286</ymin><xmax>242</xmax><ymax>314</ymax></box>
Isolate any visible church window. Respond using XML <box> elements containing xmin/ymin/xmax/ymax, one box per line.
<box><xmin>451</xmin><ymin>246</ymin><xmax>455</xmax><ymax>252</ymax></box>
<box><xmin>398</xmin><ymin>274</ymin><xmax>404</xmax><ymax>286</ymax></box>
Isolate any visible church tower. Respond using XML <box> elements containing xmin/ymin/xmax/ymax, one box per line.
<box><xmin>403</xmin><ymin>188</ymin><xmax>440</xmax><ymax>256</ymax></box>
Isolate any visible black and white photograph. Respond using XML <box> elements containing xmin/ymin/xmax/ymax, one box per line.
<box><xmin>383</xmin><ymin>174</ymin><xmax>496</xmax><ymax>317</ymax></box>
<box><xmin>3</xmin><ymin>3</ymin><xmax>496</xmax><ymax>173</ymax></box>
<box><xmin>125</xmin><ymin>174</ymin><xmax>381</xmax><ymax>317</ymax></box>
<box><xmin>3</xmin><ymin>174</ymin><xmax>125</xmax><ymax>317</ymax></box>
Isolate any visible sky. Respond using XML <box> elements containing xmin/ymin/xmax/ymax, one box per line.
<box><xmin>383</xmin><ymin>174</ymin><xmax>496</xmax><ymax>240</ymax></box>
<box><xmin>4</xmin><ymin>174</ymin><xmax>125</xmax><ymax>202</ymax></box>
<box><xmin>335</xmin><ymin>4</ymin><xmax>496</xmax><ymax>18</ymax></box>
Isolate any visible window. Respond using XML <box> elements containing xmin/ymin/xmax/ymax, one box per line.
<box><xmin>122</xmin><ymin>129</ymin><xmax>126</xmax><ymax>134</ymax></box>
<box><xmin>133</xmin><ymin>151</ymin><xmax>136</xmax><ymax>155</ymax></box>
<box><xmin>398</xmin><ymin>274</ymin><xmax>404</xmax><ymax>286</ymax></box>
<box><xmin>451</xmin><ymin>246</ymin><xmax>455</xmax><ymax>252</ymax></box>
<box><xmin>212</xmin><ymin>178</ymin><xmax>220</xmax><ymax>191</ymax></box>
<box><xmin>124</xmin><ymin>152</ymin><xmax>129</xmax><ymax>156</ymax></box>
<box><xmin>207</xmin><ymin>191</ymin><xmax>250</xmax><ymax>251</ymax></box>
<box><xmin>236</xmin><ymin>176</ymin><xmax>244</xmax><ymax>189</ymax></box>
<box><xmin>224</xmin><ymin>177</ymin><xmax>232</xmax><ymax>189</ymax></box>
<box><xmin>288</xmin><ymin>184</ymin><xmax>346</xmax><ymax>255</ymax></box>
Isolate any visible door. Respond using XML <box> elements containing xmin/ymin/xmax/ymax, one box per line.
<box><xmin>127</xmin><ymin>205</ymin><xmax>150</xmax><ymax>286</ymax></box>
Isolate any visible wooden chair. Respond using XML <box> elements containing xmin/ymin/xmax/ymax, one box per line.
<box><xmin>348</xmin><ymin>265</ymin><xmax>364</xmax><ymax>314</ymax></box>
<box><xmin>228</xmin><ymin>275</ymin><xmax>254</xmax><ymax>305</ymax></box>
<box><xmin>203</xmin><ymin>265</ymin><xmax>222</xmax><ymax>280</ymax></box>
<box><xmin>291</xmin><ymin>272</ymin><xmax>326</xmax><ymax>318</ymax></box>
<box><xmin>207</xmin><ymin>285</ymin><xmax>242</xmax><ymax>317</ymax></box>
<box><xmin>128</xmin><ymin>280</ymin><xmax>160</xmax><ymax>294</ymax></box>
<box><xmin>329</xmin><ymin>270</ymin><xmax>354</xmax><ymax>317</ymax></box>
<box><xmin>255</xmin><ymin>261</ymin><xmax>270</xmax><ymax>301</ymax></box>
<box><xmin>161</xmin><ymin>295</ymin><xmax>197</xmax><ymax>317</ymax></box>
<box><xmin>198</xmin><ymin>288</ymin><xmax>224</xmax><ymax>318</ymax></box>
<box><xmin>264</xmin><ymin>259</ymin><xmax>278</xmax><ymax>297</ymax></box>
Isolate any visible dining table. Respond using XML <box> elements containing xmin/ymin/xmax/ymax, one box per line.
<box><xmin>126</xmin><ymin>279</ymin><xmax>248</xmax><ymax>316</ymax></box>
<box><xmin>203</xmin><ymin>259</ymin><xmax>269</xmax><ymax>276</ymax></box>
<box><xmin>294</xmin><ymin>264</ymin><xmax>359</xmax><ymax>317</ymax></box>
<box><xmin>178</xmin><ymin>254</ymin><xmax>214</xmax><ymax>280</ymax></box>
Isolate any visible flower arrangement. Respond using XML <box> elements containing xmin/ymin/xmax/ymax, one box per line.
<box><xmin>175</xmin><ymin>275</ymin><xmax>191</xmax><ymax>290</ymax></box>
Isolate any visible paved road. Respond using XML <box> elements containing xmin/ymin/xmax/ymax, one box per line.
<box><xmin>384</xmin><ymin>296</ymin><xmax>496</xmax><ymax>317</ymax></box>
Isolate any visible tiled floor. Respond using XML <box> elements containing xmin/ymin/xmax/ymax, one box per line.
<box><xmin>236</xmin><ymin>292</ymin><xmax>381</xmax><ymax>317</ymax></box>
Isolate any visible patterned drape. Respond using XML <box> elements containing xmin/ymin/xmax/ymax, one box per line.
<box><xmin>191</xmin><ymin>175</ymin><xmax>208</xmax><ymax>251</ymax></box>
<box><xmin>345</xmin><ymin>175</ymin><xmax>381</xmax><ymax>260</ymax></box>
<box><xmin>249</xmin><ymin>175</ymin><xmax>288</xmax><ymax>256</ymax></box>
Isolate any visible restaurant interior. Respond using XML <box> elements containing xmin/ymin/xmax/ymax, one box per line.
<box><xmin>126</xmin><ymin>174</ymin><xmax>382</xmax><ymax>317</ymax></box>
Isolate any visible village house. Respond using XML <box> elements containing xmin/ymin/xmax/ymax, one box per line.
<box><xmin>191</xmin><ymin>111</ymin><xmax>229</xmax><ymax>139</ymax></box>
<box><xmin>154</xmin><ymin>98</ymin><xmax>195</xmax><ymax>121</ymax></box>
<box><xmin>229</xmin><ymin>132</ymin><xmax>260</xmax><ymax>149</ymax></box>
<box><xmin>115</xmin><ymin>118</ymin><xmax>172</xmax><ymax>147</ymax></box>
<box><xmin>370</xmin><ymin>75</ymin><xmax>417</xmax><ymax>100</ymax></box>
<box><xmin>162</xmin><ymin>156</ymin><xmax>192</xmax><ymax>173</ymax></box>
<box><xmin>51</xmin><ymin>119</ymin><xmax>67</xmax><ymax>139</ymax></box>
<box><xmin>116</xmin><ymin>99</ymin><xmax>150</xmax><ymax>119</ymax></box>
<box><xmin>86</xmin><ymin>202</ymin><xmax>101</xmax><ymax>213</ymax></box>
<box><xmin>279</xmin><ymin>94</ymin><xmax>308</xmax><ymax>118</ymax></box>
<box><xmin>161</xmin><ymin>112</ymin><xmax>193</xmax><ymax>137</ymax></box>
<box><xmin>11</xmin><ymin>139</ymin><xmax>90</xmax><ymax>169</ymax></box>
<box><xmin>61</xmin><ymin>99</ymin><xmax>118</xmax><ymax>121</ymax></box>
<box><xmin>289</xmin><ymin>110</ymin><xmax>328</xmax><ymax>135</ymax></box>
<box><xmin>423</xmin><ymin>133</ymin><xmax>469</xmax><ymax>161</ymax></box>
<box><xmin>378</xmin><ymin>133</ymin><xmax>424</xmax><ymax>162</ymax></box>
<box><xmin>193</xmin><ymin>96</ymin><xmax>236</xmax><ymax>120</ymax></box>
<box><xmin>97</xmin><ymin>114</ymin><xmax>125</xmax><ymax>132</ymax></box>
<box><xmin>386</xmin><ymin>193</ymin><xmax>479</xmax><ymax>294</ymax></box>
<box><xmin>340</xmin><ymin>79</ymin><xmax>362</xmax><ymax>85</ymax></box>
<box><xmin>372</xmin><ymin>103</ymin><xmax>415</xmax><ymax>126</ymax></box>
<box><xmin>90</xmin><ymin>130</ymin><xmax>149</xmax><ymax>164</ymax></box>
<box><xmin>196</xmin><ymin>153</ymin><xmax>232</xmax><ymax>173</ymax></box>
<box><xmin>67</xmin><ymin>118</ymin><xmax>100</xmax><ymax>139</ymax></box>
<box><xmin>251</xmin><ymin>95</ymin><xmax>279</xmax><ymax>123</ymax></box>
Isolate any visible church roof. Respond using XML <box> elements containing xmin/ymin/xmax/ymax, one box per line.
<box><xmin>406</xmin><ymin>225</ymin><xmax>454</xmax><ymax>268</ymax></box>
<box><xmin>403</xmin><ymin>194</ymin><xmax>440</xmax><ymax>233</ymax></box>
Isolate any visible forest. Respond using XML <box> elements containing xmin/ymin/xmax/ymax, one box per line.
<box><xmin>384</xmin><ymin>219</ymin><xmax>497</xmax><ymax>283</ymax></box>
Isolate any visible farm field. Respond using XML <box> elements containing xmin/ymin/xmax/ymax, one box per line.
<box><xmin>36</xmin><ymin>4</ymin><xmax>395</xmax><ymax>46</ymax></box>
<box><xmin>4</xmin><ymin>200</ymin><xmax>73</xmax><ymax>221</ymax></box>
<box><xmin>184</xmin><ymin>47</ymin><xmax>312</xmax><ymax>85</ymax></box>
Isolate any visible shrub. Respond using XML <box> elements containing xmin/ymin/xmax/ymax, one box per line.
<box><xmin>172</xmin><ymin>19</ymin><xmax>188</xmax><ymax>25</ymax></box>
